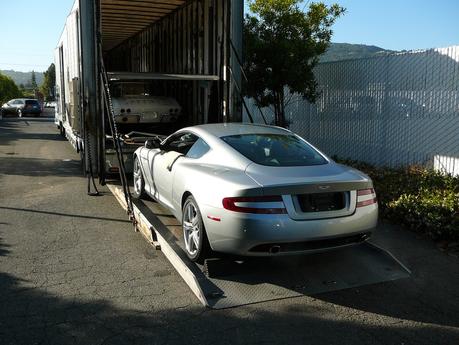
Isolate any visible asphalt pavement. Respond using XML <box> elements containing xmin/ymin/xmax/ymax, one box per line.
<box><xmin>0</xmin><ymin>111</ymin><xmax>458</xmax><ymax>345</ymax></box>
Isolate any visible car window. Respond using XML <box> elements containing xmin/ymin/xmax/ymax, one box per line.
<box><xmin>25</xmin><ymin>100</ymin><xmax>39</xmax><ymax>106</ymax></box>
<box><xmin>186</xmin><ymin>138</ymin><xmax>210</xmax><ymax>159</ymax></box>
<box><xmin>163</xmin><ymin>132</ymin><xmax>198</xmax><ymax>155</ymax></box>
<box><xmin>220</xmin><ymin>133</ymin><xmax>327</xmax><ymax>167</ymax></box>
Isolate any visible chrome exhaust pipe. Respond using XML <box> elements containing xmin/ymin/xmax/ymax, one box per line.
<box><xmin>269</xmin><ymin>245</ymin><xmax>281</xmax><ymax>254</ymax></box>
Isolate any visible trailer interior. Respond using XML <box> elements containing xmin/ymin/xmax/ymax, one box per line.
<box><xmin>54</xmin><ymin>0</ymin><xmax>242</xmax><ymax>178</ymax></box>
<box><xmin>78</xmin><ymin>0</ymin><xmax>241</xmax><ymax>178</ymax></box>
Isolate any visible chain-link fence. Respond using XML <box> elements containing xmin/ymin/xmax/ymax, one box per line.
<box><xmin>244</xmin><ymin>46</ymin><xmax>459</xmax><ymax>175</ymax></box>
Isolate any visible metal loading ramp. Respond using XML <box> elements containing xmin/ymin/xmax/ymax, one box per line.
<box><xmin>108</xmin><ymin>183</ymin><xmax>410</xmax><ymax>309</ymax></box>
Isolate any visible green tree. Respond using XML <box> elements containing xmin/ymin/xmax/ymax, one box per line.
<box><xmin>244</xmin><ymin>0</ymin><xmax>345</xmax><ymax>127</ymax></box>
<box><xmin>0</xmin><ymin>72</ymin><xmax>22</xmax><ymax>105</ymax></box>
<box><xmin>40</xmin><ymin>63</ymin><xmax>56</xmax><ymax>101</ymax></box>
<box><xmin>30</xmin><ymin>70</ymin><xmax>38</xmax><ymax>90</ymax></box>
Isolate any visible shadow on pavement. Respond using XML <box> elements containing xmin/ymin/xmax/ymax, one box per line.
<box><xmin>324</xmin><ymin>267</ymin><xmax>459</xmax><ymax>324</ymax></box>
<box><xmin>1</xmin><ymin>225</ymin><xmax>458</xmax><ymax>345</ymax></box>
<box><xmin>0</xmin><ymin>236</ymin><xmax>11</xmax><ymax>257</ymax></box>
<box><xmin>0</xmin><ymin>132</ymin><xmax>66</xmax><ymax>142</ymax></box>
<box><xmin>0</xmin><ymin>117</ymin><xmax>58</xmax><ymax>147</ymax></box>
<box><xmin>0</xmin><ymin>157</ymin><xmax>82</xmax><ymax>177</ymax></box>
<box><xmin>0</xmin><ymin>120</ymin><xmax>22</xmax><ymax>146</ymax></box>
<box><xmin>0</xmin><ymin>206</ymin><xmax>131</xmax><ymax>224</ymax></box>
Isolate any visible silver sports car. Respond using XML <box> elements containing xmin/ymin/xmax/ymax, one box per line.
<box><xmin>133</xmin><ymin>123</ymin><xmax>378</xmax><ymax>262</ymax></box>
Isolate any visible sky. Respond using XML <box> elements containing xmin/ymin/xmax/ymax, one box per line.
<box><xmin>317</xmin><ymin>0</ymin><xmax>459</xmax><ymax>51</ymax></box>
<box><xmin>0</xmin><ymin>0</ymin><xmax>458</xmax><ymax>72</ymax></box>
<box><xmin>0</xmin><ymin>0</ymin><xmax>74</xmax><ymax>72</ymax></box>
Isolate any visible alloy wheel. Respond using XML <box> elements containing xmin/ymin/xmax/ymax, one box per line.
<box><xmin>133</xmin><ymin>159</ymin><xmax>143</xmax><ymax>196</ymax></box>
<box><xmin>183</xmin><ymin>202</ymin><xmax>201</xmax><ymax>256</ymax></box>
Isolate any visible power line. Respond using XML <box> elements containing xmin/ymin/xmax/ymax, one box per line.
<box><xmin>0</xmin><ymin>52</ymin><xmax>51</xmax><ymax>57</ymax></box>
<box><xmin>0</xmin><ymin>62</ymin><xmax>49</xmax><ymax>67</ymax></box>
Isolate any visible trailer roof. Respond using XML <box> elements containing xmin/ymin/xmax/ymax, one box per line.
<box><xmin>101</xmin><ymin>0</ymin><xmax>187</xmax><ymax>51</ymax></box>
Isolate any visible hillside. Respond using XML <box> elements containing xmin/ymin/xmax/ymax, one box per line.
<box><xmin>321</xmin><ymin>43</ymin><xmax>395</xmax><ymax>62</ymax></box>
<box><xmin>0</xmin><ymin>70</ymin><xmax>44</xmax><ymax>87</ymax></box>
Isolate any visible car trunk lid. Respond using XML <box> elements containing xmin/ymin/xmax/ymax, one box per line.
<box><xmin>245</xmin><ymin>162</ymin><xmax>372</xmax><ymax>220</ymax></box>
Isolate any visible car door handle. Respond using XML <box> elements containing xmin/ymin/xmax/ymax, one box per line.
<box><xmin>167</xmin><ymin>154</ymin><xmax>184</xmax><ymax>171</ymax></box>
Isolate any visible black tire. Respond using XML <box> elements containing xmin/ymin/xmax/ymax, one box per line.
<box><xmin>132</xmin><ymin>157</ymin><xmax>146</xmax><ymax>199</ymax></box>
<box><xmin>182</xmin><ymin>195</ymin><xmax>211</xmax><ymax>262</ymax></box>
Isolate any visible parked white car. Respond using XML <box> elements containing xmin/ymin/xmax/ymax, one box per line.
<box><xmin>1</xmin><ymin>99</ymin><xmax>42</xmax><ymax>117</ymax></box>
<box><xmin>44</xmin><ymin>101</ymin><xmax>57</xmax><ymax>108</ymax></box>
<box><xmin>109</xmin><ymin>82</ymin><xmax>182</xmax><ymax>124</ymax></box>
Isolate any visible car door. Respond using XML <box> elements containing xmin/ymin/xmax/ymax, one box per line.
<box><xmin>6</xmin><ymin>100</ymin><xmax>17</xmax><ymax>112</ymax></box>
<box><xmin>15</xmin><ymin>100</ymin><xmax>24</xmax><ymax>111</ymax></box>
<box><xmin>170</xmin><ymin>137</ymin><xmax>212</xmax><ymax>212</ymax></box>
<box><xmin>152</xmin><ymin>132</ymin><xmax>198</xmax><ymax>209</ymax></box>
<box><xmin>140</xmin><ymin>147</ymin><xmax>161</xmax><ymax>197</ymax></box>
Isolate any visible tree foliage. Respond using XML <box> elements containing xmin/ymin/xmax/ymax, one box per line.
<box><xmin>0</xmin><ymin>72</ymin><xmax>22</xmax><ymax>105</ymax></box>
<box><xmin>30</xmin><ymin>70</ymin><xmax>38</xmax><ymax>89</ymax></box>
<box><xmin>40</xmin><ymin>63</ymin><xmax>56</xmax><ymax>101</ymax></box>
<box><xmin>244</xmin><ymin>0</ymin><xmax>345</xmax><ymax>127</ymax></box>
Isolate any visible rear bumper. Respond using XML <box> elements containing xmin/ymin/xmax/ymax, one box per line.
<box><xmin>22</xmin><ymin>108</ymin><xmax>41</xmax><ymax>114</ymax></box>
<box><xmin>202</xmin><ymin>203</ymin><xmax>378</xmax><ymax>256</ymax></box>
<box><xmin>247</xmin><ymin>231</ymin><xmax>372</xmax><ymax>255</ymax></box>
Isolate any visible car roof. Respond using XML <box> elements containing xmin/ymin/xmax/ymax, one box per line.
<box><xmin>187</xmin><ymin>123</ymin><xmax>291</xmax><ymax>138</ymax></box>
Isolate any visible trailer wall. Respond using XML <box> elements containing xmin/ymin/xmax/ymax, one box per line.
<box><xmin>55</xmin><ymin>3</ymin><xmax>81</xmax><ymax>134</ymax></box>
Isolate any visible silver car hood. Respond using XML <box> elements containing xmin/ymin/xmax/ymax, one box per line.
<box><xmin>245</xmin><ymin>162</ymin><xmax>372</xmax><ymax>194</ymax></box>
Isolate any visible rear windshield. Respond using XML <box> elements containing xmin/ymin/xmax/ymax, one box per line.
<box><xmin>221</xmin><ymin>134</ymin><xmax>327</xmax><ymax>167</ymax></box>
<box><xmin>25</xmin><ymin>100</ymin><xmax>39</xmax><ymax>105</ymax></box>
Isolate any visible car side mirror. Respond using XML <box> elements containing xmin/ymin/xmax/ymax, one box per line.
<box><xmin>145</xmin><ymin>138</ymin><xmax>161</xmax><ymax>149</ymax></box>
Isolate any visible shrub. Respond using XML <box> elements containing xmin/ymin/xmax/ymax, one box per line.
<box><xmin>335</xmin><ymin>157</ymin><xmax>459</xmax><ymax>241</ymax></box>
<box><xmin>0</xmin><ymin>72</ymin><xmax>22</xmax><ymax>104</ymax></box>
<box><xmin>389</xmin><ymin>189</ymin><xmax>458</xmax><ymax>240</ymax></box>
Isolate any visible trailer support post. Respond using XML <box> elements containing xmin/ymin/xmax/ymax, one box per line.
<box><xmin>229</xmin><ymin>0</ymin><xmax>243</xmax><ymax>122</ymax></box>
<box><xmin>79</xmin><ymin>0</ymin><xmax>100</xmax><ymax>178</ymax></box>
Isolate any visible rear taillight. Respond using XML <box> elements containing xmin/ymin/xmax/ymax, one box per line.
<box><xmin>222</xmin><ymin>196</ymin><xmax>286</xmax><ymax>214</ymax></box>
<box><xmin>356</xmin><ymin>188</ymin><xmax>377</xmax><ymax>208</ymax></box>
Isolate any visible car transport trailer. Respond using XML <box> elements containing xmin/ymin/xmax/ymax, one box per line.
<box><xmin>55</xmin><ymin>0</ymin><xmax>244</xmax><ymax>182</ymax></box>
<box><xmin>56</xmin><ymin>0</ymin><xmax>410</xmax><ymax>308</ymax></box>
